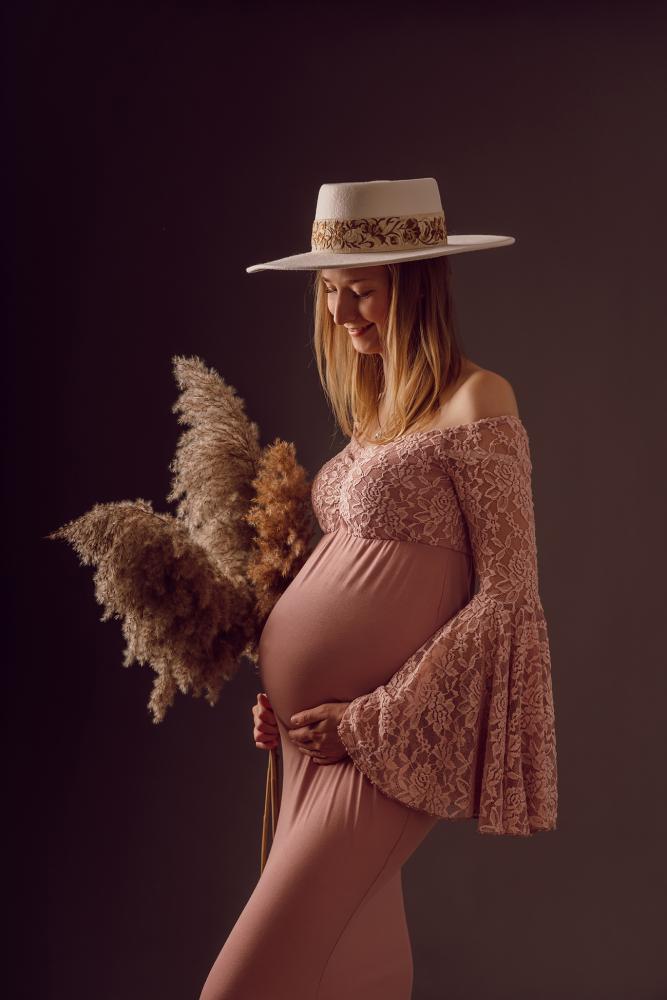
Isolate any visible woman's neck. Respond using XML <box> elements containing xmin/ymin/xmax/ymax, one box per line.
<box><xmin>360</xmin><ymin>358</ymin><xmax>481</xmax><ymax>442</ymax></box>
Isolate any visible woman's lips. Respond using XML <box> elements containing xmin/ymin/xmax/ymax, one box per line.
<box><xmin>348</xmin><ymin>324</ymin><xmax>372</xmax><ymax>336</ymax></box>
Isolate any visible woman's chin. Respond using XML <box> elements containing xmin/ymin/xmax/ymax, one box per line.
<box><xmin>349</xmin><ymin>330</ymin><xmax>382</xmax><ymax>354</ymax></box>
<box><xmin>351</xmin><ymin>341</ymin><xmax>382</xmax><ymax>355</ymax></box>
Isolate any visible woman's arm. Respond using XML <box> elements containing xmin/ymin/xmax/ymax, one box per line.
<box><xmin>337</xmin><ymin>412</ymin><xmax>558</xmax><ymax>836</ymax></box>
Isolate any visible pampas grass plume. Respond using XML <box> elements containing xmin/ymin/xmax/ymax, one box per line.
<box><xmin>167</xmin><ymin>355</ymin><xmax>261</xmax><ymax>579</ymax></box>
<box><xmin>47</xmin><ymin>500</ymin><xmax>254</xmax><ymax>723</ymax></box>
<box><xmin>244</xmin><ymin>440</ymin><xmax>316</xmax><ymax>623</ymax></box>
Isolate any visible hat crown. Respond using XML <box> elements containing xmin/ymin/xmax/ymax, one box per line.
<box><xmin>314</xmin><ymin>178</ymin><xmax>443</xmax><ymax>221</ymax></box>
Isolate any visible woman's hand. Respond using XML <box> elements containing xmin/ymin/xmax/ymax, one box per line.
<box><xmin>287</xmin><ymin>702</ymin><xmax>351</xmax><ymax>765</ymax></box>
<box><xmin>252</xmin><ymin>692</ymin><xmax>279</xmax><ymax>751</ymax></box>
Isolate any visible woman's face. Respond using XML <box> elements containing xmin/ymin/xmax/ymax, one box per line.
<box><xmin>320</xmin><ymin>266</ymin><xmax>391</xmax><ymax>356</ymax></box>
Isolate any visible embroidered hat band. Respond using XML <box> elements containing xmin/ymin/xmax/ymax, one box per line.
<box><xmin>311</xmin><ymin>211</ymin><xmax>447</xmax><ymax>254</ymax></box>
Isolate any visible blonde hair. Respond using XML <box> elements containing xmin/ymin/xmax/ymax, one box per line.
<box><xmin>311</xmin><ymin>255</ymin><xmax>466</xmax><ymax>445</ymax></box>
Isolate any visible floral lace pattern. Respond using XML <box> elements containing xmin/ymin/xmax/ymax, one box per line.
<box><xmin>311</xmin><ymin>212</ymin><xmax>447</xmax><ymax>253</ymax></box>
<box><xmin>312</xmin><ymin>415</ymin><xmax>557</xmax><ymax>836</ymax></box>
<box><xmin>343</xmin><ymin>433</ymin><xmax>472</xmax><ymax>552</ymax></box>
<box><xmin>310</xmin><ymin>441</ymin><xmax>354</xmax><ymax>535</ymax></box>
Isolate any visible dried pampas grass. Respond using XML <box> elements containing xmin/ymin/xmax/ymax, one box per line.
<box><xmin>47</xmin><ymin>356</ymin><xmax>316</xmax><ymax>722</ymax></box>
<box><xmin>245</xmin><ymin>439</ymin><xmax>316</xmax><ymax>623</ymax></box>
<box><xmin>167</xmin><ymin>355</ymin><xmax>262</xmax><ymax>579</ymax></box>
<box><xmin>47</xmin><ymin>499</ymin><xmax>253</xmax><ymax>723</ymax></box>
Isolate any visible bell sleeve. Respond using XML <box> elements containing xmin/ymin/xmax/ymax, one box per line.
<box><xmin>336</xmin><ymin>415</ymin><xmax>558</xmax><ymax>836</ymax></box>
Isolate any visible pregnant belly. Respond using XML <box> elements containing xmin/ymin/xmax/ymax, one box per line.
<box><xmin>258</xmin><ymin>527</ymin><xmax>472</xmax><ymax>727</ymax></box>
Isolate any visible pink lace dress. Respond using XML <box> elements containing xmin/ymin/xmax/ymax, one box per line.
<box><xmin>199</xmin><ymin>414</ymin><xmax>557</xmax><ymax>1000</ymax></box>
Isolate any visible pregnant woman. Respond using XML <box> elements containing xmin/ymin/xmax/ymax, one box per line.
<box><xmin>199</xmin><ymin>178</ymin><xmax>558</xmax><ymax>999</ymax></box>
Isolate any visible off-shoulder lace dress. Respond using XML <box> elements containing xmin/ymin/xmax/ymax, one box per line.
<box><xmin>202</xmin><ymin>415</ymin><xmax>558</xmax><ymax>1000</ymax></box>
<box><xmin>317</xmin><ymin>414</ymin><xmax>557</xmax><ymax>837</ymax></box>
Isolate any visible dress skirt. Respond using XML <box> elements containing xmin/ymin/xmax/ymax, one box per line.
<box><xmin>199</xmin><ymin>525</ymin><xmax>473</xmax><ymax>999</ymax></box>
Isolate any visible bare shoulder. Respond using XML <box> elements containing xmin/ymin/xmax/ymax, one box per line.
<box><xmin>457</xmin><ymin>365</ymin><xmax>520</xmax><ymax>421</ymax></box>
<box><xmin>438</xmin><ymin>360</ymin><xmax>520</xmax><ymax>428</ymax></box>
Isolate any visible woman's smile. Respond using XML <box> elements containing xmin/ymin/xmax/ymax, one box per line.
<box><xmin>320</xmin><ymin>266</ymin><xmax>390</xmax><ymax>356</ymax></box>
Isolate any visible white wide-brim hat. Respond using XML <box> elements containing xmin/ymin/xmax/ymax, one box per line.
<box><xmin>246</xmin><ymin>177</ymin><xmax>515</xmax><ymax>272</ymax></box>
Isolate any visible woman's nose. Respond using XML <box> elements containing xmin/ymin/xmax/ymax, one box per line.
<box><xmin>333</xmin><ymin>295</ymin><xmax>359</xmax><ymax>326</ymax></box>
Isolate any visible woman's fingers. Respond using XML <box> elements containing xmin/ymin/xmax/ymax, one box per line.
<box><xmin>253</xmin><ymin>715</ymin><xmax>278</xmax><ymax>734</ymax></box>
<box><xmin>253</xmin><ymin>724</ymin><xmax>279</xmax><ymax>748</ymax></box>
<box><xmin>253</xmin><ymin>696</ymin><xmax>277</xmax><ymax>724</ymax></box>
<box><xmin>255</xmin><ymin>693</ymin><xmax>276</xmax><ymax>721</ymax></box>
<box><xmin>253</xmin><ymin>692</ymin><xmax>279</xmax><ymax>749</ymax></box>
<box><xmin>255</xmin><ymin>733</ymin><xmax>280</xmax><ymax>750</ymax></box>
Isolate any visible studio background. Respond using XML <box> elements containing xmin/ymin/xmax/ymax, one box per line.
<box><xmin>7</xmin><ymin>2</ymin><xmax>666</xmax><ymax>998</ymax></box>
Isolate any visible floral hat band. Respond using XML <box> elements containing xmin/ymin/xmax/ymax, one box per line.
<box><xmin>310</xmin><ymin>211</ymin><xmax>447</xmax><ymax>254</ymax></box>
<box><xmin>245</xmin><ymin>177</ymin><xmax>515</xmax><ymax>272</ymax></box>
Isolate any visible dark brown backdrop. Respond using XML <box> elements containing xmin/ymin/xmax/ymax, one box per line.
<box><xmin>8</xmin><ymin>2</ymin><xmax>666</xmax><ymax>998</ymax></box>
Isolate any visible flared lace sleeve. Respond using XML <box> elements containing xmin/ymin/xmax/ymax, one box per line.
<box><xmin>336</xmin><ymin>415</ymin><xmax>558</xmax><ymax>836</ymax></box>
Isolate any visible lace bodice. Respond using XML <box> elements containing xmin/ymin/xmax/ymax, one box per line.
<box><xmin>312</xmin><ymin>428</ymin><xmax>471</xmax><ymax>552</ymax></box>
<box><xmin>312</xmin><ymin>414</ymin><xmax>558</xmax><ymax>836</ymax></box>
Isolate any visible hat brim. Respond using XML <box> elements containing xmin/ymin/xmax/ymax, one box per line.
<box><xmin>246</xmin><ymin>234</ymin><xmax>515</xmax><ymax>273</ymax></box>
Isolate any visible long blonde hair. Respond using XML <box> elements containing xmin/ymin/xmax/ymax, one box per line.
<box><xmin>311</xmin><ymin>255</ymin><xmax>466</xmax><ymax>445</ymax></box>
